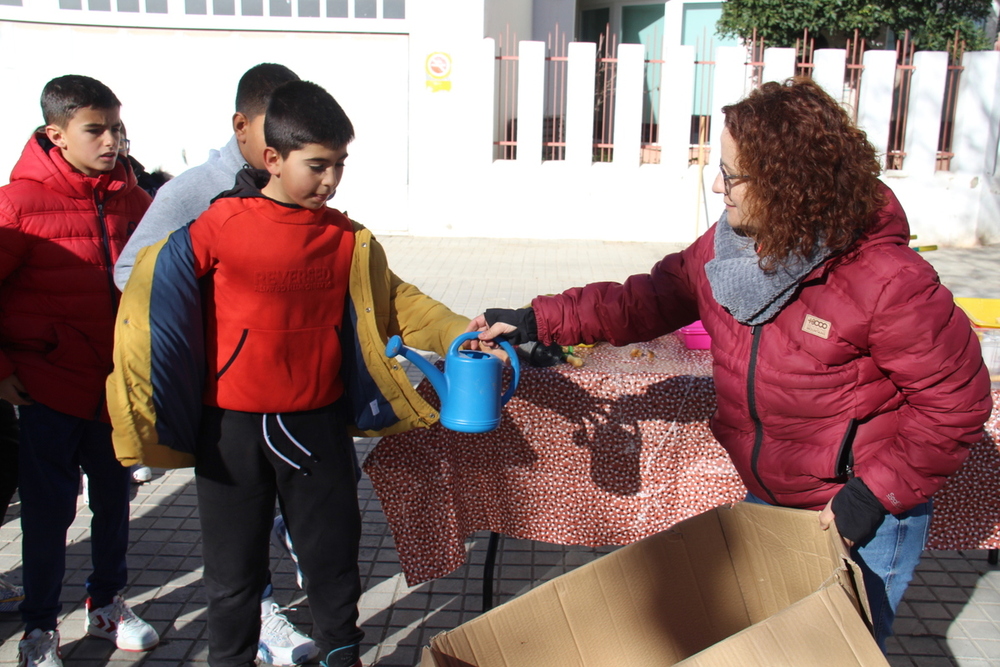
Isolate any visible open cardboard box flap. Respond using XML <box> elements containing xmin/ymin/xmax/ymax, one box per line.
<box><xmin>420</xmin><ymin>502</ymin><xmax>887</xmax><ymax>666</ymax></box>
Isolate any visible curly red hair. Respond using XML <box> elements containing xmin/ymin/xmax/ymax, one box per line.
<box><xmin>722</xmin><ymin>77</ymin><xmax>884</xmax><ymax>270</ymax></box>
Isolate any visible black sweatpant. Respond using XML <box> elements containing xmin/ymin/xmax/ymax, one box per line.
<box><xmin>195</xmin><ymin>401</ymin><xmax>363</xmax><ymax>667</ymax></box>
<box><xmin>0</xmin><ymin>400</ymin><xmax>18</xmax><ymax>523</ymax></box>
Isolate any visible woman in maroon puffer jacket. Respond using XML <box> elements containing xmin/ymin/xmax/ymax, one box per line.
<box><xmin>470</xmin><ymin>78</ymin><xmax>992</xmax><ymax>652</ymax></box>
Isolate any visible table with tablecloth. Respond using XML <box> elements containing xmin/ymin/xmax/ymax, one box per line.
<box><xmin>362</xmin><ymin>335</ymin><xmax>1000</xmax><ymax>586</ymax></box>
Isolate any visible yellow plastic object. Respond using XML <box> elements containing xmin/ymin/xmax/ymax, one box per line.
<box><xmin>955</xmin><ymin>298</ymin><xmax>1000</xmax><ymax>328</ymax></box>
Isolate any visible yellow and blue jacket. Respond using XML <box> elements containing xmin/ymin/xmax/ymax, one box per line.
<box><xmin>107</xmin><ymin>220</ymin><xmax>470</xmax><ymax>468</ymax></box>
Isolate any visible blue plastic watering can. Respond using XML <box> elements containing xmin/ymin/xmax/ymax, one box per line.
<box><xmin>384</xmin><ymin>331</ymin><xmax>520</xmax><ymax>433</ymax></box>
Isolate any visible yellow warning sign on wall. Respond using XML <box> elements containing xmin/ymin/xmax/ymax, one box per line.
<box><xmin>425</xmin><ymin>52</ymin><xmax>453</xmax><ymax>92</ymax></box>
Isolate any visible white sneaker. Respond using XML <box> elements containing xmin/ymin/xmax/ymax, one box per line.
<box><xmin>131</xmin><ymin>465</ymin><xmax>153</xmax><ymax>483</ymax></box>
<box><xmin>270</xmin><ymin>515</ymin><xmax>305</xmax><ymax>589</ymax></box>
<box><xmin>0</xmin><ymin>574</ymin><xmax>25</xmax><ymax>614</ymax></box>
<box><xmin>17</xmin><ymin>628</ymin><xmax>62</xmax><ymax>667</ymax></box>
<box><xmin>85</xmin><ymin>595</ymin><xmax>160</xmax><ymax>651</ymax></box>
<box><xmin>256</xmin><ymin>597</ymin><xmax>318</xmax><ymax>666</ymax></box>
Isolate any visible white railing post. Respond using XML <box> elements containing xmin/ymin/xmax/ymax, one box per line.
<box><xmin>951</xmin><ymin>50</ymin><xmax>1000</xmax><ymax>175</ymax></box>
<box><xmin>612</xmin><ymin>42</ymin><xmax>645</xmax><ymax>166</ymax></box>
<box><xmin>565</xmin><ymin>40</ymin><xmax>596</xmax><ymax>166</ymax></box>
<box><xmin>812</xmin><ymin>48</ymin><xmax>847</xmax><ymax>103</ymax></box>
<box><xmin>516</xmin><ymin>40</ymin><xmax>545</xmax><ymax>166</ymax></box>
<box><xmin>762</xmin><ymin>47</ymin><xmax>796</xmax><ymax>84</ymax></box>
<box><xmin>710</xmin><ymin>46</ymin><xmax>748</xmax><ymax>155</ymax></box>
<box><xmin>904</xmin><ymin>51</ymin><xmax>948</xmax><ymax>177</ymax></box>
<box><xmin>660</xmin><ymin>44</ymin><xmax>695</xmax><ymax>171</ymax></box>
<box><xmin>857</xmin><ymin>50</ymin><xmax>897</xmax><ymax>170</ymax></box>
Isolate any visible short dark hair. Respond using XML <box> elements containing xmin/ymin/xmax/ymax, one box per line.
<box><xmin>41</xmin><ymin>75</ymin><xmax>121</xmax><ymax>127</ymax></box>
<box><xmin>265</xmin><ymin>81</ymin><xmax>355</xmax><ymax>158</ymax></box>
<box><xmin>235</xmin><ymin>63</ymin><xmax>299</xmax><ymax>119</ymax></box>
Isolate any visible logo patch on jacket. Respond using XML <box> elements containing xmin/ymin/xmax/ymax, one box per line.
<box><xmin>802</xmin><ymin>314</ymin><xmax>831</xmax><ymax>339</ymax></box>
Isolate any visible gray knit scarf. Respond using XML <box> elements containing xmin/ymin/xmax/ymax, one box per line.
<box><xmin>705</xmin><ymin>212</ymin><xmax>832</xmax><ymax>326</ymax></box>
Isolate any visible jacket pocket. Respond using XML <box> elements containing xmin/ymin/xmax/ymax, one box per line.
<box><xmin>45</xmin><ymin>322</ymin><xmax>107</xmax><ymax>370</ymax></box>
<box><xmin>212</xmin><ymin>326</ymin><xmax>342</xmax><ymax>409</ymax></box>
<box><xmin>216</xmin><ymin>329</ymin><xmax>249</xmax><ymax>380</ymax></box>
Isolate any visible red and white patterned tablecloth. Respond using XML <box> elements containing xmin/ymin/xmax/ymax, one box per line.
<box><xmin>363</xmin><ymin>335</ymin><xmax>1000</xmax><ymax>586</ymax></box>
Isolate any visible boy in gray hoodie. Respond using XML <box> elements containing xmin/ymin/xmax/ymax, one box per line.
<box><xmin>113</xmin><ymin>63</ymin><xmax>315</xmax><ymax>667</ymax></box>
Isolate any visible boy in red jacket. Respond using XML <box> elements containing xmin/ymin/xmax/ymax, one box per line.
<box><xmin>0</xmin><ymin>75</ymin><xmax>159</xmax><ymax>667</ymax></box>
<box><xmin>188</xmin><ymin>80</ymin><xmax>364</xmax><ymax>667</ymax></box>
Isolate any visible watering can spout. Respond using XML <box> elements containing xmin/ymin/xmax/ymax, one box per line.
<box><xmin>385</xmin><ymin>335</ymin><xmax>449</xmax><ymax>403</ymax></box>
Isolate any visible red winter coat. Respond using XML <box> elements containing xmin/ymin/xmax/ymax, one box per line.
<box><xmin>0</xmin><ymin>133</ymin><xmax>151</xmax><ymax>420</ymax></box>
<box><xmin>532</xmin><ymin>188</ymin><xmax>991</xmax><ymax>515</ymax></box>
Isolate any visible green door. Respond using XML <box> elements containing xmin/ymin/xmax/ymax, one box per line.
<box><xmin>622</xmin><ymin>3</ymin><xmax>665</xmax><ymax>125</ymax></box>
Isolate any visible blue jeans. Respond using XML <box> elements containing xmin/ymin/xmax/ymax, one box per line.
<box><xmin>17</xmin><ymin>403</ymin><xmax>130</xmax><ymax>632</ymax></box>
<box><xmin>744</xmin><ymin>491</ymin><xmax>931</xmax><ymax>652</ymax></box>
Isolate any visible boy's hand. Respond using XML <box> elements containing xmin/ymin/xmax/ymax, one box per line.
<box><xmin>0</xmin><ymin>374</ymin><xmax>32</xmax><ymax>405</ymax></box>
<box><xmin>465</xmin><ymin>315</ymin><xmax>518</xmax><ymax>351</ymax></box>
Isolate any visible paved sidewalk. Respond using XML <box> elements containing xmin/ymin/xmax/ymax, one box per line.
<box><xmin>1</xmin><ymin>237</ymin><xmax>998</xmax><ymax>666</ymax></box>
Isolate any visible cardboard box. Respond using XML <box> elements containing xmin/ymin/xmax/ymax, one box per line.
<box><xmin>420</xmin><ymin>503</ymin><xmax>888</xmax><ymax>666</ymax></box>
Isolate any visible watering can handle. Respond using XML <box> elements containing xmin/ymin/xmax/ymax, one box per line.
<box><xmin>449</xmin><ymin>331</ymin><xmax>521</xmax><ymax>406</ymax></box>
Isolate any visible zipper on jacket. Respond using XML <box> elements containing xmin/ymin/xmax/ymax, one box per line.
<box><xmin>94</xmin><ymin>191</ymin><xmax>118</xmax><ymax>314</ymax></box>
<box><xmin>747</xmin><ymin>324</ymin><xmax>779</xmax><ymax>504</ymax></box>
<box><xmin>834</xmin><ymin>418</ymin><xmax>858</xmax><ymax>478</ymax></box>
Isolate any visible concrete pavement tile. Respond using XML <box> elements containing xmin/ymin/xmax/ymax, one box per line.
<box><xmin>387</xmin><ymin>607</ymin><xmax>427</xmax><ymax>626</ymax></box>
<box><xmin>949</xmin><ymin>602</ymin><xmax>987</xmax><ymax>620</ymax></box>
<box><xmin>374</xmin><ymin>643</ymin><xmax>420</xmax><ymax>666</ymax></box>
<box><xmin>953</xmin><ymin>618</ymin><xmax>1000</xmax><ymax>640</ymax></box>
<box><xmin>0</xmin><ymin>639</ymin><xmax>21</xmax><ymax>662</ymax></box>
<box><xmin>894</xmin><ymin>617</ymin><xmax>927</xmax><ymax>635</ymax></box>
<box><xmin>897</xmin><ymin>634</ymin><xmax>948</xmax><ymax>656</ymax></box>
<box><xmin>969</xmin><ymin>587</ymin><xmax>1000</xmax><ymax>604</ymax></box>
<box><xmin>936</xmin><ymin>586</ymin><xmax>977</xmax><ymax>603</ymax></box>
<box><xmin>921</xmin><ymin>619</ymin><xmax>961</xmax><ymax>638</ymax></box>
<box><xmin>910</xmin><ymin>601</ymin><xmax>958</xmax><ymax>620</ymax></box>
<box><xmin>147</xmin><ymin>637</ymin><xmax>196</xmax><ymax>660</ymax></box>
<box><xmin>974</xmin><ymin>639</ymin><xmax>1000</xmax><ymax>659</ymax></box>
<box><xmin>908</xmin><ymin>657</ymin><xmax>958</xmax><ymax>666</ymax></box>
<box><xmin>978</xmin><ymin>603</ymin><xmax>1000</xmax><ymax>622</ymax></box>
<box><xmin>167</xmin><ymin>618</ymin><xmax>207</xmax><ymax>640</ymax></box>
<box><xmin>140</xmin><ymin>602</ymin><xmax>184</xmax><ymax>621</ymax></box>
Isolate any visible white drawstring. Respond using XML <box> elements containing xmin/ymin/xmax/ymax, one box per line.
<box><xmin>277</xmin><ymin>414</ymin><xmax>314</xmax><ymax>458</ymax></box>
<box><xmin>262</xmin><ymin>414</ymin><xmax>309</xmax><ymax>471</ymax></box>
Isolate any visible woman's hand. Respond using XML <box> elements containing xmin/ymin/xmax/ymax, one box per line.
<box><xmin>0</xmin><ymin>374</ymin><xmax>32</xmax><ymax>406</ymax></box>
<box><xmin>819</xmin><ymin>498</ymin><xmax>855</xmax><ymax>549</ymax></box>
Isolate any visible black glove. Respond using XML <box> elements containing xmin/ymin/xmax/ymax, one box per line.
<box><xmin>831</xmin><ymin>477</ymin><xmax>888</xmax><ymax>545</ymax></box>
<box><xmin>483</xmin><ymin>307</ymin><xmax>538</xmax><ymax>345</ymax></box>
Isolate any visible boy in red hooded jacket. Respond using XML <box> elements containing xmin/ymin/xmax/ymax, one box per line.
<box><xmin>0</xmin><ymin>75</ymin><xmax>159</xmax><ymax>667</ymax></box>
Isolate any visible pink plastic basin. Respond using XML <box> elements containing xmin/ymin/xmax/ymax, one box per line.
<box><xmin>677</xmin><ymin>320</ymin><xmax>712</xmax><ymax>350</ymax></box>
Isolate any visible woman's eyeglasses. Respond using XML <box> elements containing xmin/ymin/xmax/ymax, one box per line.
<box><xmin>719</xmin><ymin>162</ymin><xmax>750</xmax><ymax>196</ymax></box>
